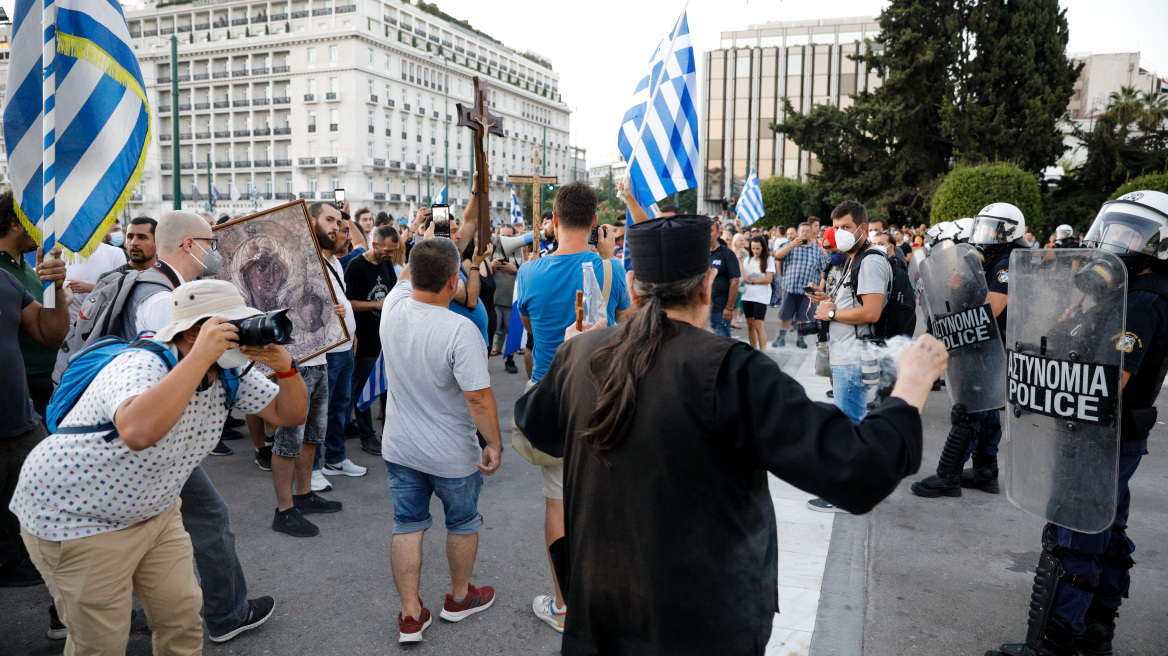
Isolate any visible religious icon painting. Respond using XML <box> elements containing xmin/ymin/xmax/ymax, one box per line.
<box><xmin>212</xmin><ymin>200</ymin><xmax>350</xmax><ymax>375</ymax></box>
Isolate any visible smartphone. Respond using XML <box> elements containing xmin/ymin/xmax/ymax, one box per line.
<box><xmin>333</xmin><ymin>188</ymin><xmax>345</xmax><ymax>204</ymax></box>
<box><xmin>803</xmin><ymin>284</ymin><xmax>815</xmax><ymax>294</ymax></box>
<box><xmin>587</xmin><ymin>226</ymin><xmax>599</xmax><ymax>246</ymax></box>
<box><xmin>431</xmin><ymin>204</ymin><xmax>451</xmax><ymax>238</ymax></box>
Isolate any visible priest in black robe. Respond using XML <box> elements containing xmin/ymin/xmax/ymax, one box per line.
<box><xmin>515</xmin><ymin>214</ymin><xmax>949</xmax><ymax>656</ymax></box>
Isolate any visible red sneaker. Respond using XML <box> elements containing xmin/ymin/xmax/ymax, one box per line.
<box><xmin>398</xmin><ymin>607</ymin><xmax>432</xmax><ymax>643</ymax></box>
<box><xmin>440</xmin><ymin>583</ymin><xmax>496</xmax><ymax>622</ymax></box>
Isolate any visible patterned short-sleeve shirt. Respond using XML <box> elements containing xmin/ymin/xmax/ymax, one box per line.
<box><xmin>10</xmin><ymin>348</ymin><xmax>279</xmax><ymax>541</ymax></box>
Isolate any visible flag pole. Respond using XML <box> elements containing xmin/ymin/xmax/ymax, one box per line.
<box><xmin>621</xmin><ymin>0</ymin><xmax>690</xmax><ymax>191</ymax></box>
<box><xmin>41</xmin><ymin>0</ymin><xmax>58</xmax><ymax>307</ymax></box>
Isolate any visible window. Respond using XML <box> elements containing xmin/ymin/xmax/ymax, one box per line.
<box><xmin>308</xmin><ymin>78</ymin><xmax>317</xmax><ymax>94</ymax></box>
<box><xmin>330</xmin><ymin>140</ymin><xmax>339</xmax><ymax>157</ymax></box>
<box><xmin>310</xmin><ymin>178</ymin><xmax>318</xmax><ymax>193</ymax></box>
<box><xmin>307</xmin><ymin>48</ymin><xmax>316</xmax><ymax>65</ymax></box>
<box><xmin>329</xmin><ymin>46</ymin><xmax>338</xmax><ymax>63</ymax></box>
<box><xmin>367</xmin><ymin>79</ymin><xmax>374</xmax><ymax>94</ymax></box>
<box><xmin>329</xmin><ymin>77</ymin><xmax>338</xmax><ymax>93</ymax></box>
<box><xmin>384</xmin><ymin>54</ymin><xmax>390</xmax><ymax>70</ymax></box>
<box><xmin>367</xmin><ymin>48</ymin><xmax>374</xmax><ymax>64</ymax></box>
<box><xmin>367</xmin><ymin>142</ymin><xmax>374</xmax><ymax>157</ymax></box>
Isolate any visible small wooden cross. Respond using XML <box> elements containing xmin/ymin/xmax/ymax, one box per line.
<box><xmin>507</xmin><ymin>146</ymin><xmax>559</xmax><ymax>259</ymax></box>
<box><xmin>456</xmin><ymin>76</ymin><xmax>504</xmax><ymax>255</ymax></box>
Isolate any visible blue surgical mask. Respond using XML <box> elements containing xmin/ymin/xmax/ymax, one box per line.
<box><xmin>109</xmin><ymin>232</ymin><xmax>124</xmax><ymax>247</ymax></box>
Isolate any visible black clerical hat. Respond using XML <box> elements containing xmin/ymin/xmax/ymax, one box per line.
<box><xmin>626</xmin><ymin>215</ymin><xmax>713</xmax><ymax>284</ymax></box>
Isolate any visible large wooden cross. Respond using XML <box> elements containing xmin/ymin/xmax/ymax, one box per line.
<box><xmin>456</xmin><ymin>76</ymin><xmax>504</xmax><ymax>255</ymax></box>
<box><xmin>507</xmin><ymin>146</ymin><xmax>558</xmax><ymax>259</ymax></box>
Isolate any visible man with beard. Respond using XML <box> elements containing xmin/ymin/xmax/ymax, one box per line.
<box><xmin>107</xmin><ymin>217</ymin><xmax>158</xmax><ymax>275</ymax></box>
<box><xmin>269</xmin><ymin>201</ymin><xmax>348</xmax><ymax>537</ymax></box>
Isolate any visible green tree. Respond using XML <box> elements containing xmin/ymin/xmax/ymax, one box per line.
<box><xmin>1109</xmin><ymin>171</ymin><xmax>1168</xmax><ymax>200</ymax></box>
<box><xmin>931</xmin><ymin>162</ymin><xmax>1045</xmax><ymax>234</ymax></box>
<box><xmin>755</xmin><ymin>176</ymin><xmax>809</xmax><ymax>228</ymax></box>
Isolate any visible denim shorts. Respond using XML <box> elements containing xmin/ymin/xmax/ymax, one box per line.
<box><xmin>385</xmin><ymin>461</ymin><xmax>484</xmax><ymax>535</ymax></box>
<box><xmin>272</xmin><ymin>364</ymin><xmax>329</xmax><ymax>458</ymax></box>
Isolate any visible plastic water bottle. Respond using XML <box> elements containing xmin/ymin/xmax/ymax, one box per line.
<box><xmin>581</xmin><ymin>261</ymin><xmax>604</xmax><ymax>326</ymax></box>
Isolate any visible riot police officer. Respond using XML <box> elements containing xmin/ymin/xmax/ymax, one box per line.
<box><xmin>986</xmin><ymin>190</ymin><xmax>1168</xmax><ymax>656</ymax></box>
<box><xmin>912</xmin><ymin>203</ymin><xmax>1027</xmax><ymax>498</ymax></box>
<box><xmin>1053</xmin><ymin>223</ymin><xmax>1079</xmax><ymax>248</ymax></box>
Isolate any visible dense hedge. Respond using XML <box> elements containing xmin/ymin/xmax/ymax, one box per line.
<box><xmin>755</xmin><ymin>176</ymin><xmax>809</xmax><ymax>228</ymax></box>
<box><xmin>931</xmin><ymin>163</ymin><xmax>1045</xmax><ymax>235</ymax></box>
<box><xmin>1109</xmin><ymin>171</ymin><xmax>1168</xmax><ymax>200</ymax></box>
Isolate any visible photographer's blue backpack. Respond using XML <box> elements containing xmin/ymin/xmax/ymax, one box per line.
<box><xmin>46</xmin><ymin>336</ymin><xmax>240</xmax><ymax>443</ymax></box>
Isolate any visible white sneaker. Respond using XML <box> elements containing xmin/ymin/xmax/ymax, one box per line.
<box><xmin>532</xmin><ymin>594</ymin><xmax>566</xmax><ymax>633</ymax></box>
<box><xmin>322</xmin><ymin>458</ymin><xmax>368</xmax><ymax>477</ymax></box>
<box><xmin>311</xmin><ymin>469</ymin><xmax>333</xmax><ymax>492</ymax></box>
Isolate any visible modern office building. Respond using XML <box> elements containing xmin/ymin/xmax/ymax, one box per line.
<box><xmin>69</xmin><ymin>0</ymin><xmax>573</xmax><ymax>223</ymax></box>
<box><xmin>1066</xmin><ymin>52</ymin><xmax>1162</xmax><ymax>120</ymax></box>
<box><xmin>700</xmin><ymin>17</ymin><xmax>882</xmax><ymax>214</ymax></box>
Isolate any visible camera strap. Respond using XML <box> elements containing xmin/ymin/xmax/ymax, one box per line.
<box><xmin>323</xmin><ymin>258</ymin><xmax>345</xmax><ymax>293</ymax></box>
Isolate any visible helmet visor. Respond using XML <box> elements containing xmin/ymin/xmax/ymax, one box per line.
<box><xmin>969</xmin><ymin>217</ymin><xmax>1013</xmax><ymax>246</ymax></box>
<box><xmin>1083</xmin><ymin>204</ymin><xmax>1168</xmax><ymax>257</ymax></box>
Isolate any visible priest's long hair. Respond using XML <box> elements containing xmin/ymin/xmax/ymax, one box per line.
<box><xmin>581</xmin><ymin>270</ymin><xmax>710</xmax><ymax>457</ymax></box>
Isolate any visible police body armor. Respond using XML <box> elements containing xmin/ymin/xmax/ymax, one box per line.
<box><xmin>918</xmin><ymin>243</ymin><xmax>1006</xmax><ymax>413</ymax></box>
<box><xmin>1003</xmin><ymin>248</ymin><xmax>1126</xmax><ymax>533</ymax></box>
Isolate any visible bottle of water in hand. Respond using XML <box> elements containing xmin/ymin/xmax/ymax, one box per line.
<box><xmin>581</xmin><ymin>261</ymin><xmax>604</xmax><ymax>326</ymax></box>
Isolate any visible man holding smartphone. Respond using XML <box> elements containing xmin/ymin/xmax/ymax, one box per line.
<box><xmin>773</xmin><ymin>222</ymin><xmax>827</xmax><ymax>348</ymax></box>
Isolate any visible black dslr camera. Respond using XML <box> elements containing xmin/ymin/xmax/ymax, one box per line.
<box><xmin>795</xmin><ymin>319</ymin><xmax>829</xmax><ymax>342</ymax></box>
<box><xmin>230</xmin><ymin>309</ymin><xmax>295</xmax><ymax>346</ymax></box>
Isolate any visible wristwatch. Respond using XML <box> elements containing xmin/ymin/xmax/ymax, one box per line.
<box><xmin>827</xmin><ymin>309</ymin><xmax>836</xmax><ymax>321</ymax></box>
<box><xmin>275</xmin><ymin>358</ymin><xmax>299</xmax><ymax>379</ymax></box>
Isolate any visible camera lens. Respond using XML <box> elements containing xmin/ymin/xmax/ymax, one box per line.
<box><xmin>231</xmin><ymin>309</ymin><xmax>295</xmax><ymax>346</ymax></box>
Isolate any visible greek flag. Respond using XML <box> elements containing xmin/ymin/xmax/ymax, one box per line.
<box><xmin>434</xmin><ymin>185</ymin><xmax>446</xmax><ymax>204</ymax></box>
<box><xmin>738</xmin><ymin>167</ymin><xmax>765</xmax><ymax>227</ymax></box>
<box><xmin>616</xmin><ymin>10</ymin><xmax>699</xmax><ymax>212</ymax></box>
<box><xmin>510</xmin><ymin>183</ymin><xmax>523</xmax><ymax>225</ymax></box>
<box><xmin>3</xmin><ymin>0</ymin><xmax>151</xmax><ymax>260</ymax></box>
<box><xmin>212</xmin><ymin>185</ymin><xmax>220</xmax><ymax>205</ymax></box>
<box><xmin>357</xmin><ymin>353</ymin><xmax>387</xmax><ymax>411</ymax></box>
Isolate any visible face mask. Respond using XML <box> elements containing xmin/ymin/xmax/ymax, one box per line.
<box><xmin>109</xmin><ymin>232</ymin><xmax>124</xmax><ymax>247</ymax></box>
<box><xmin>190</xmin><ymin>241</ymin><xmax>223</xmax><ymax>278</ymax></box>
<box><xmin>217</xmin><ymin>347</ymin><xmax>250</xmax><ymax>370</ymax></box>
<box><xmin>835</xmin><ymin>227</ymin><xmax>861</xmax><ymax>252</ymax></box>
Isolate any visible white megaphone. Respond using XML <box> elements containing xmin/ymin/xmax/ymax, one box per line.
<box><xmin>497</xmin><ymin>231</ymin><xmax>535</xmax><ymax>261</ymax></box>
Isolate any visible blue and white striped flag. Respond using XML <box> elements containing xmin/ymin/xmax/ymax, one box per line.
<box><xmin>3</xmin><ymin>0</ymin><xmax>151</xmax><ymax>263</ymax></box>
<box><xmin>357</xmin><ymin>352</ymin><xmax>387</xmax><ymax>411</ymax></box>
<box><xmin>738</xmin><ymin>167</ymin><xmax>765</xmax><ymax>227</ymax></box>
<box><xmin>509</xmin><ymin>183</ymin><xmax>523</xmax><ymax>225</ymax></box>
<box><xmin>434</xmin><ymin>185</ymin><xmax>446</xmax><ymax>204</ymax></box>
<box><xmin>616</xmin><ymin>10</ymin><xmax>699</xmax><ymax>215</ymax></box>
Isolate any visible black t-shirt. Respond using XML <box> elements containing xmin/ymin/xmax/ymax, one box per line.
<box><xmin>898</xmin><ymin>242</ymin><xmax>912</xmax><ymax>259</ymax></box>
<box><xmin>344</xmin><ymin>254</ymin><xmax>397</xmax><ymax>357</ymax></box>
<box><xmin>1</xmin><ymin>269</ymin><xmax>39</xmax><ymax>438</ymax></box>
<box><xmin>985</xmin><ymin>253</ymin><xmax>1010</xmax><ymax>335</ymax></box>
<box><xmin>709</xmin><ymin>242</ymin><xmax>741</xmax><ymax>309</ymax></box>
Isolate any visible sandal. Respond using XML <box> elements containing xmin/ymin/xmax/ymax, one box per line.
<box><xmin>490</xmin><ymin>349</ymin><xmax>501</xmax><ymax>357</ymax></box>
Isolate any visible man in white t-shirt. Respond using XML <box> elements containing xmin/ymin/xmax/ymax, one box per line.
<box><xmin>11</xmin><ymin>280</ymin><xmax>308</xmax><ymax>654</ymax></box>
<box><xmin>379</xmin><ymin>237</ymin><xmax>502</xmax><ymax>643</ymax></box>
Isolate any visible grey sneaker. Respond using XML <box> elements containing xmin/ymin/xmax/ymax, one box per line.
<box><xmin>806</xmin><ymin>498</ymin><xmax>849</xmax><ymax>513</ymax></box>
<box><xmin>208</xmin><ymin>596</ymin><xmax>275</xmax><ymax>643</ymax></box>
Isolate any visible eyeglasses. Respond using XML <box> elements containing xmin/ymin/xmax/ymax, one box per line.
<box><xmin>192</xmin><ymin>237</ymin><xmax>219</xmax><ymax>251</ymax></box>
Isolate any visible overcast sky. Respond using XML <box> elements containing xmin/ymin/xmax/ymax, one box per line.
<box><xmin>7</xmin><ymin>0</ymin><xmax>1166</xmax><ymax>168</ymax></box>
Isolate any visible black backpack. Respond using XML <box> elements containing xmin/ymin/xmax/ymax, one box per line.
<box><xmin>849</xmin><ymin>248</ymin><xmax>917</xmax><ymax>340</ymax></box>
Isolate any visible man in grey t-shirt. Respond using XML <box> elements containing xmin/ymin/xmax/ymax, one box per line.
<box><xmin>378</xmin><ymin>237</ymin><xmax>502</xmax><ymax>642</ymax></box>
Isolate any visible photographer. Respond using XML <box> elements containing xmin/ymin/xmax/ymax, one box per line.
<box><xmin>11</xmin><ymin>280</ymin><xmax>308</xmax><ymax>654</ymax></box>
<box><xmin>772</xmin><ymin>222</ymin><xmax>827</xmax><ymax>349</ymax></box>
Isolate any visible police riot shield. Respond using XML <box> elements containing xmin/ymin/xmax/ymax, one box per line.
<box><xmin>1004</xmin><ymin>248</ymin><xmax>1126</xmax><ymax>533</ymax></box>
<box><xmin>907</xmin><ymin>251</ymin><xmax>923</xmax><ymax>291</ymax></box>
<box><xmin>918</xmin><ymin>243</ymin><xmax>1007</xmax><ymax>413</ymax></box>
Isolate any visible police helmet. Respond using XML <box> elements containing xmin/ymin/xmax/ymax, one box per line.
<box><xmin>968</xmin><ymin>203</ymin><xmax>1027</xmax><ymax>248</ymax></box>
<box><xmin>1055</xmin><ymin>224</ymin><xmax>1074</xmax><ymax>240</ymax></box>
<box><xmin>925</xmin><ymin>221</ymin><xmax>959</xmax><ymax>252</ymax></box>
<box><xmin>1081</xmin><ymin>190</ymin><xmax>1168</xmax><ymax>270</ymax></box>
<box><xmin>954</xmin><ymin>218</ymin><xmax>976</xmax><ymax>243</ymax></box>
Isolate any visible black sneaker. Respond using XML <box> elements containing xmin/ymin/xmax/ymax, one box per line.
<box><xmin>0</xmin><ymin>563</ymin><xmax>43</xmax><ymax>587</ymax></box>
<box><xmin>211</xmin><ymin>440</ymin><xmax>233</xmax><ymax>456</ymax></box>
<box><xmin>208</xmin><ymin>596</ymin><xmax>276</xmax><ymax>643</ymax></box>
<box><xmin>360</xmin><ymin>438</ymin><xmax>382</xmax><ymax>455</ymax></box>
<box><xmin>272</xmin><ymin>507</ymin><xmax>319</xmax><ymax>537</ymax></box>
<box><xmin>344</xmin><ymin>423</ymin><xmax>359</xmax><ymax>438</ymax></box>
<box><xmin>825</xmin><ymin>389</ymin><xmax>834</xmax><ymax>399</ymax></box>
<box><xmin>293</xmin><ymin>492</ymin><xmax>342</xmax><ymax>515</ymax></box>
<box><xmin>795</xmin><ymin>339</ymin><xmax>808</xmax><ymax>349</ymax></box>
<box><xmin>254</xmin><ymin>446</ymin><xmax>272</xmax><ymax>471</ymax></box>
<box><xmin>504</xmin><ymin>358</ymin><xmax>518</xmax><ymax>375</ymax></box>
<box><xmin>47</xmin><ymin>603</ymin><xmax>67</xmax><ymax>640</ymax></box>
<box><xmin>222</xmin><ymin>416</ymin><xmax>245</xmax><ymax>440</ymax></box>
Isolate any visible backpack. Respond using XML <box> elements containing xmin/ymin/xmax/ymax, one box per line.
<box><xmin>849</xmin><ymin>248</ymin><xmax>917</xmax><ymax>341</ymax></box>
<box><xmin>52</xmin><ymin>264</ymin><xmax>179</xmax><ymax>385</ymax></box>
<box><xmin>46</xmin><ymin>336</ymin><xmax>241</xmax><ymax>443</ymax></box>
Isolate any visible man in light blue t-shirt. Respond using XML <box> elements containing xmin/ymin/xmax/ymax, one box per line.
<box><xmin>513</xmin><ymin>181</ymin><xmax>632</xmax><ymax>634</ymax></box>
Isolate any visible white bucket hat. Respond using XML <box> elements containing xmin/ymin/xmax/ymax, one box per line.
<box><xmin>154</xmin><ymin>280</ymin><xmax>263</xmax><ymax>343</ymax></box>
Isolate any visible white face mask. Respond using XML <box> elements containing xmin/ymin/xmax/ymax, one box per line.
<box><xmin>835</xmin><ymin>226</ymin><xmax>861</xmax><ymax>252</ymax></box>
<box><xmin>216</xmin><ymin>348</ymin><xmax>250</xmax><ymax>370</ymax></box>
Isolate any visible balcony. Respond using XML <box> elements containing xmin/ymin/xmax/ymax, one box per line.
<box><xmin>254</xmin><ymin>160</ymin><xmax>271</xmax><ymax>167</ymax></box>
<box><xmin>233</xmin><ymin>130</ymin><xmax>251</xmax><ymax>137</ymax></box>
<box><xmin>273</xmin><ymin>97</ymin><xmax>291</xmax><ymax>105</ymax></box>
<box><xmin>308</xmin><ymin>124</ymin><xmax>317</xmax><ymax>133</ymax></box>
<box><xmin>179</xmin><ymin>133</ymin><xmax>193</xmax><ymax>140</ymax></box>
<box><xmin>300</xmin><ymin>191</ymin><xmax>316</xmax><ymax>199</ymax></box>
<box><xmin>197</xmin><ymin>161</ymin><xmax>210</xmax><ymax>169</ymax></box>
<box><xmin>233</xmin><ymin>99</ymin><xmax>250</xmax><ymax>107</ymax></box>
<box><xmin>161</xmin><ymin>27</ymin><xmax>174</xmax><ymax>35</ymax></box>
<box><xmin>274</xmin><ymin>159</ymin><xmax>292</xmax><ymax>166</ymax></box>
<box><xmin>178</xmin><ymin>103</ymin><xmax>191</xmax><ymax>111</ymax></box>
<box><xmin>144</xmin><ymin>29</ymin><xmax>158</xmax><ymax>36</ymax></box>
<box><xmin>416</xmin><ymin>135</ymin><xmax>421</xmax><ymax>143</ymax></box>
<box><xmin>373</xmin><ymin>158</ymin><xmax>386</xmax><ymax>168</ymax></box>
<box><xmin>253</xmin><ymin>127</ymin><xmax>271</xmax><ymax>136</ymax></box>
<box><xmin>432</xmin><ymin>111</ymin><xmax>439</xmax><ymax>119</ymax></box>
<box><xmin>215</xmin><ymin>160</ymin><xmax>232</xmax><ymax>168</ymax></box>
<box><xmin>387</xmin><ymin>99</ymin><xmax>395</xmax><ymax>108</ymax></box>
<box><xmin>273</xmin><ymin>66</ymin><xmax>290</xmax><ymax>74</ymax></box>
<box><xmin>214</xmin><ymin>130</ymin><xmax>231</xmax><ymax>138</ymax></box>
<box><xmin>406</xmin><ymin>163</ymin><xmax>416</xmax><ymax>171</ymax></box>
<box><xmin>158</xmin><ymin>105</ymin><xmax>171</xmax><ymax>113</ymax></box>
<box><xmin>159</xmin><ymin>133</ymin><xmax>171</xmax><ymax>141</ymax></box>
<box><xmin>194</xmin><ymin>102</ymin><xmax>210</xmax><ymax>110</ymax></box>
<box><xmin>303</xmin><ymin>94</ymin><xmax>315</xmax><ymax>102</ymax></box>
<box><xmin>311</xmin><ymin>8</ymin><xmax>331</xmax><ymax>15</ymax></box>
<box><xmin>162</xmin><ymin>194</ymin><xmax>173</xmax><ymax>200</ymax></box>
<box><xmin>386</xmin><ymin>16</ymin><xmax>398</xmax><ymax>25</ymax></box>
<box><xmin>273</xmin><ymin>127</ymin><xmax>292</xmax><ymax>135</ymax></box>
<box><xmin>389</xmin><ymin>160</ymin><xmax>401</xmax><ymax>169</ymax></box>
<box><xmin>252</xmin><ymin>68</ymin><xmax>269</xmax><ymax>76</ymax></box>
<box><xmin>193</xmin><ymin>73</ymin><xmax>209</xmax><ymax>82</ymax></box>
<box><xmin>337</xmin><ymin>5</ymin><xmax>356</xmax><ymax>13</ymax></box>
<box><xmin>374</xmin><ymin>192</ymin><xmax>386</xmax><ymax>201</ymax></box>
<box><xmin>403</xmin><ymin>103</ymin><xmax>411</xmax><ymax>111</ymax></box>
<box><xmin>291</xmin><ymin>10</ymin><xmax>308</xmax><ymax>18</ymax></box>
<box><xmin>368</xmin><ymin>94</ymin><xmax>378</xmax><ymax>103</ymax></box>
<box><xmin>196</xmin><ymin>131</ymin><xmax>211</xmax><ymax>139</ymax></box>
<box><xmin>391</xmin><ymin>193</ymin><xmax>402</xmax><ymax>201</ymax></box>
<box><xmin>232</xmin><ymin>70</ymin><xmax>249</xmax><ymax>78</ymax></box>
<box><xmin>180</xmin><ymin>162</ymin><xmax>194</xmax><ymax>170</ymax></box>
<box><xmin>195</xmin><ymin>23</ymin><xmax>210</xmax><ymax>30</ymax></box>
<box><xmin>406</xmin><ymin>195</ymin><xmax>417</xmax><ymax>202</ymax></box>
<box><xmin>325</xmin><ymin>92</ymin><xmax>338</xmax><ymax>101</ymax></box>
<box><xmin>270</xmin><ymin>13</ymin><xmax>287</xmax><ymax>21</ymax></box>
<box><xmin>367</xmin><ymin>125</ymin><xmax>374</xmax><ymax>133</ymax></box>
<box><xmin>160</xmin><ymin>162</ymin><xmax>173</xmax><ymax>170</ymax></box>
<box><xmin>435</xmin><ymin>167</ymin><xmax>444</xmax><ymax>174</ymax></box>
<box><xmin>320</xmin><ymin>157</ymin><xmax>338</xmax><ymax>165</ymax></box>
<box><xmin>385</xmin><ymin>128</ymin><xmax>391</xmax><ymax>136</ymax></box>
<box><xmin>329</xmin><ymin>123</ymin><xmax>338</xmax><ymax>132</ymax></box>
<box><xmin>416</xmin><ymin>106</ymin><xmax>425</xmax><ymax>115</ymax></box>
<box><xmin>274</xmin><ymin>192</ymin><xmax>294</xmax><ymax>199</ymax></box>
<box><xmin>251</xmin><ymin>15</ymin><xmax>268</xmax><ymax>24</ymax></box>
<box><xmin>430</xmin><ymin>138</ymin><xmax>436</xmax><ymax>145</ymax></box>
<box><xmin>235</xmin><ymin>161</ymin><xmax>251</xmax><ymax>168</ymax></box>
<box><xmin>400</xmin><ymin>132</ymin><xmax>406</xmax><ymax>139</ymax></box>
<box><xmin>253</xmin><ymin>98</ymin><xmax>270</xmax><ymax>106</ymax></box>
<box><xmin>213</xmin><ymin>100</ymin><xmax>230</xmax><ymax>108</ymax></box>
<box><xmin>212</xmin><ymin>71</ymin><xmax>229</xmax><ymax>79</ymax></box>
<box><xmin>298</xmin><ymin>158</ymin><xmax>316</xmax><ymax>166</ymax></box>
<box><xmin>231</xmin><ymin>18</ymin><xmax>248</xmax><ymax>26</ymax></box>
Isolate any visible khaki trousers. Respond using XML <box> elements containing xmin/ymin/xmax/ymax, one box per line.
<box><xmin>22</xmin><ymin>500</ymin><xmax>204</xmax><ymax>656</ymax></box>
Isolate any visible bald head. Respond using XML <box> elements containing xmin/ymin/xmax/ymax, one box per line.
<box><xmin>157</xmin><ymin>211</ymin><xmax>212</xmax><ymax>252</ymax></box>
